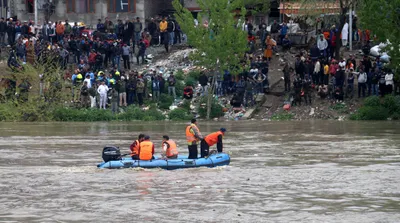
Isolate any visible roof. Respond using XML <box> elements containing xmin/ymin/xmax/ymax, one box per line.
<box><xmin>279</xmin><ymin>2</ymin><xmax>340</xmax><ymax>15</ymax></box>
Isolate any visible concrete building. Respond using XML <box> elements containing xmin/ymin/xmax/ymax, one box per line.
<box><xmin>8</xmin><ymin>0</ymin><xmax>175</xmax><ymax>26</ymax></box>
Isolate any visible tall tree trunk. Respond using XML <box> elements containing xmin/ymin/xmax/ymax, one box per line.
<box><xmin>335</xmin><ymin>1</ymin><xmax>349</xmax><ymax>60</ymax></box>
<box><xmin>206</xmin><ymin>72</ymin><xmax>217</xmax><ymax>120</ymax></box>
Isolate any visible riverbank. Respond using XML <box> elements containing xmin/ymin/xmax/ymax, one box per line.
<box><xmin>1</xmin><ymin>45</ymin><xmax>399</xmax><ymax>122</ymax></box>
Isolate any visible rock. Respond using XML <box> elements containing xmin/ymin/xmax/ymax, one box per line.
<box><xmin>309</xmin><ymin>108</ymin><xmax>315</xmax><ymax>116</ymax></box>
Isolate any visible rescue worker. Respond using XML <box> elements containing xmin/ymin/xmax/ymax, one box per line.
<box><xmin>130</xmin><ymin>133</ymin><xmax>145</xmax><ymax>160</ymax></box>
<box><xmin>200</xmin><ymin>128</ymin><xmax>226</xmax><ymax>158</ymax></box>
<box><xmin>74</xmin><ymin>72</ymin><xmax>83</xmax><ymax>102</ymax></box>
<box><xmin>139</xmin><ymin>135</ymin><xmax>155</xmax><ymax>161</ymax></box>
<box><xmin>185</xmin><ymin>118</ymin><xmax>203</xmax><ymax>159</ymax></box>
<box><xmin>162</xmin><ymin>135</ymin><xmax>178</xmax><ymax>159</ymax></box>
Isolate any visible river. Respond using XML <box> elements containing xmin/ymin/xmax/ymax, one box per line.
<box><xmin>0</xmin><ymin>121</ymin><xmax>399</xmax><ymax>222</ymax></box>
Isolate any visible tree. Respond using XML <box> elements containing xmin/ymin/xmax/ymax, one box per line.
<box><xmin>359</xmin><ymin>0</ymin><xmax>400</xmax><ymax>71</ymax></box>
<box><xmin>172</xmin><ymin>0</ymin><xmax>249</xmax><ymax>119</ymax></box>
<box><xmin>299</xmin><ymin>0</ymin><xmax>359</xmax><ymax>59</ymax></box>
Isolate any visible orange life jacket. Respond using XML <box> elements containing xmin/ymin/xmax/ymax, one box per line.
<box><xmin>186</xmin><ymin>124</ymin><xmax>200</xmax><ymax>143</ymax></box>
<box><xmin>139</xmin><ymin>140</ymin><xmax>153</xmax><ymax>160</ymax></box>
<box><xmin>163</xmin><ymin>140</ymin><xmax>178</xmax><ymax>157</ymax></box>
<box><xmin>204</xmin><ymin>131</ymin><xmax>224</xmax><ymax>147</ymax></box>
<box><xmin>130</xmin><ymin>140</ymin><xmax>140</xmax><ymax>156</ymax></box>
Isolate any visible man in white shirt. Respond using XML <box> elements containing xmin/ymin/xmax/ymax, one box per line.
<box><xmin>341</xmin><ymin>21</ymin><xmax>349</xmax><ymax>47</ymax></box>
<box><xmin>317</xmin><ymin>34</ymin><xmax>328</xmax><ymax>58</ymax></box>
<box><xmin>83</xmin><ymin>75</ymin><xmax>91</xmax><ymax>88</ymax></box>
<box><xmin>97</xmin><ymin>81</ymin><xmax>109</xmax><ymax>109</ymax></box>
<box><xmin>314</xmin><ymin>59</ymin><xmax>321</xmax><ymax>85</ymax></box>
<box><xmin>357</xmin><ymin>67</ymin><xmax>367</xmax><ymax>98</ymax></box>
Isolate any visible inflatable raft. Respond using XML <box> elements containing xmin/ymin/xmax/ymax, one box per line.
<box><xmin>97</xmin><ymin>146</ymin><xmax>230</xmax><ymax>170</ymax></box>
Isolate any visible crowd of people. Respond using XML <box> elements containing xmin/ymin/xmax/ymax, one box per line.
<box><xmin>280</xmin><ymin>53</ymin><xmax>398</xmax><ymax>106</ymax></box>
<box><xmin>1</xmin><ymin>15</ymin><xmax>398</xmax><ymax>111</ymax></box>
<box><xmin>3</xmin><ymin>15</ymin><xmax>184</xmax><ymax>71</ymax></box>
<box><xmin>0</xmin><ymin>15</ymin><xmax>187</xmax><ymax>104</ymax></box>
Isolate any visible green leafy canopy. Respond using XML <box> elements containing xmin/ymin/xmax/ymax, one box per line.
<box><xmin>359</xmin><ymin>0</ymin><xmax>400</xmax><ymax>70</ymax></box>
<box><xmin>172</xmin><ymin>0</ymin><xmax>249</xmax><ymax>73</ymax></box>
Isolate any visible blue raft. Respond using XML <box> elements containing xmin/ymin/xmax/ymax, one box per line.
<box><xmin>97</xmin><ymin>153</ymin><xmax>231</xmax><ymax>170</ymax></box>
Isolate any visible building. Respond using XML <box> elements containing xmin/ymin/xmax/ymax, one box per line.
<box><xmin>6</xmin><ymin>0</ymin><xmax>175</xmax><ymax>26</ymax></box>
<box><xmin>182</xmin><ymin>0</ymin><xmax>277</xmax><ymax>26</ymax></box>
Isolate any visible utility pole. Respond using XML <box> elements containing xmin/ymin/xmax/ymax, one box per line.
<box><xmin>349</xmin><ymin>5</ymin><xmax>353</xmax><ymax>51</ymax></box>
<box><xmin>281</xmin><ymin>0</ymin><xmax>284</xmax><ymax>23</ymax></box>
<box><xmin>34</xmin><ymin>0</ymin><xmax>38</xmax><ymax>26</ymax></box>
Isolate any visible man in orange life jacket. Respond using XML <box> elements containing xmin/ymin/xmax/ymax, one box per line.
<box><xmin>130</xmin><ymin>134</ymin><xmax>145</xmax><ymax>160</ymax></box>
<box><xmin>185</xmin><ymin>118</ymin><xmax>203</xmax><ymax>159</ymax></box>
<box><xmin>162</xmin><ymin>135</ymin><xmax>178</xmax><ymax>159</ymax></box>
<box><xmin>200</xmin><ymin>128</ymin><xmax>226</xmax><ymax>158</ymax></box>
<box><xmin>139</xmin><ymin>135</ymin><xmax>155</xmax><ymax>161</ymax></box>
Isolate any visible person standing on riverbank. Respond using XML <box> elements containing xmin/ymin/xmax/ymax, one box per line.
<box><xmin>80</xmin><ymin>81</ymin><xmax>89</xmax><ymax>108</ymax></box>
<box><xmin>186</xmin><ymin>119</ymin><xmax>203</xmax><ymax>159</ymax></box>
<box><xmin>97</xmin><ymin>81</ymin><xmax>109</xmax><ymax>109</ymax></box>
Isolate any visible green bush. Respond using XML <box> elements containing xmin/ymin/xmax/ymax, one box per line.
<box><xmin>169</xmin><ymin>108</ymin><xmax>192</xmax><ymax>120</ymax></box>
<box><xmin>382</xmin><ymin>95</ymin><xmax>400</xmax><ymax>114</ymax></box>
<box><xmin>0</xmin><ymin>101</ymin><xmax>19</xmax><ymax>121</ymax></box>
<box><xmin>198</xmin><ymin>97</ymin><xmax>224</xmax><ymax>119</ymax></box>
<box><xmin>392</xmin><ymin>112</ymin><xmax>400</xmax><ymax>120</ymax></box>
<box><xmin>52</xmin><ymin>107</ymin><xmax>114</xmax><ymax>121</ymax></box>
<box><xmin>175</xmin><ymin>69</ymin><xmax>185</xmax><ymax>81</ymax></box>
<box><xmin>271</xmin><ymin>112</ymin><xmax>294</xmax><ymax>121</ymax></box>
<box><xmin>181</xmin><ymin>100</ymin><xmax>191</xmax><ymax>112</ymax></box>
<box><xmin>175</xmin><ymin>80</ymin><xmax>185</xmax><ymax>97</ymax></box>
<box><xmin>329</xmin><ymin>103</ymin><xmax>349</xmax><ymax>114</ymax></box>
<box><xmin>185</xmin><ymin>77</ymin><xmax>196</xmax><ymax>87</ymax></box>
<box><xmin>118</xmin><ymin>105</ymin><xmax>145</xmax><ymax>120</ymax></box>
<box><xmin>350</xmin><ymin>106</ymin><xmax>389</xmax><ymax>120</ymax></box>
<box><xmin>158</xmin><ymin>94</ymin><xmax>174</xmax><ymax>109</ymax></box>
<box><xmin>144</xmin><ymin>108</ymin><xmax>166</xmax><ymax>120</ymax></box>
<box><xmin>187</xmin><ymin>71</ymin><xmax>201</xmax><ymax>81</ymax></box>
<box><xmin>363</xmin><ymin>96</ymin><xmax>381</xmax><ymax>107</ymax></box>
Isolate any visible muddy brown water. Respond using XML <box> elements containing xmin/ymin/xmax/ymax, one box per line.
<box><xmin>0</xmin><ymin>121</ymin><xmax>399</xmax><ymax>223</ymax></box>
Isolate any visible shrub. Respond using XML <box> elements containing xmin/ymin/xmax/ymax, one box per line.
<box><xmin>350</xmin><ymin>106</ymin><xmax>389</xmax><ymax>120</ymax></box>
<box><xmin>185</xmin><ymin>77</ymin><xmax>196</xmax><ymax>87</ymax></box>
<box><xmin>181</xmin><ymin>100</ymin><xmax>191</xmax><ymax>112</ymax></box>
<box><xmin>363</xmin><ymin>96</ymin><xmax>381</xmax><ymax>107</ymax></box>
<box><xmin>175</xmin><ymin>80</ymin><xmax>185</xmax><ymax>97</ymax></box>
<box><xmin>117</xmin><ymin>106</ymin><xmax>145</xmax><ymax>121</ymax></box>
<box><xmin>175</xmin><ymin>69</ymin><xmax>185</xmax><ymax>81</ymax></box>
<box><xmin>145</xmin><ymin>108</ymin><xmax>166</xmax><ymax>120</ymax></box>
<box><xmin>187</xmin><ymin>71</ymin><xmax>201</xmax><ymax>80</ymax></box>
<box><xmin>382</xmin><ymin>95</ymin><xmax>400</xmax><ymax>115</ymax></box>
<box><xmin>0</xmin><ymin>101</ymin><xmax>19</xmax><ymax>121</ymax></box>
<box><xmin>158</xmin><ymin>94</ymin><xmax>174</xmax><ymax>110</ymax></box>
<box><xmin>198</xmin><ymin>97</ymin><xmax>224</xmax><ymax>119</ymax></box>
<box><xmin>271</xmin><ymin>112</ymin><xmax>294</xmax><ymax>121</ymax></box>
<box><xmin>52</xmin><ymin>107</ymin><xmax>114</xmax><ymax>121</ymax></box>
<box><xmin>169</xmin><ymin>108</ymin><xmax>192</xmax><ymax>120</ymax></box>
<box><xmin>329</xmin><ymin>103</ymin><xmax>349</xmax><ymax>114</ymax></box>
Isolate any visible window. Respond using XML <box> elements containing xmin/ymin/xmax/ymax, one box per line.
<box><xmin>108</xmin><ymin>0</ymin><xmax>135</xmax><ymax>13</ymax></box>
<box><xmin>67</xmin><ymin>0</ymin><xmax>95</xmax><ymax>13</ymax></box>
<box><xmin>26</xmin><ymin>0</ymin><xmax>34</xmax><ymax>13</ymax></box>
